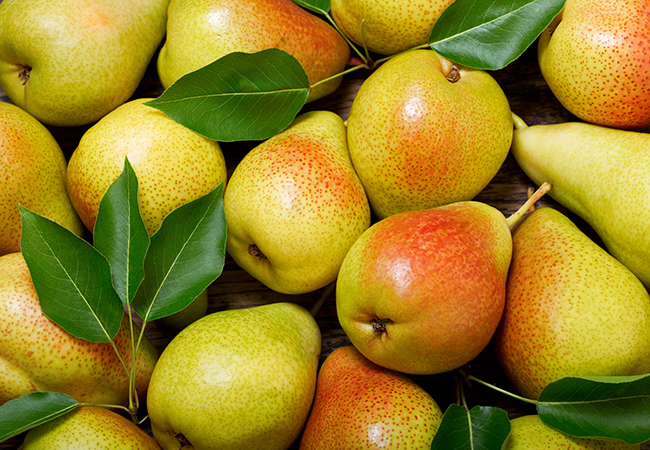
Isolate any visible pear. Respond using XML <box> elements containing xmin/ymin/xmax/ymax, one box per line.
<box><xmin>157</xmin><ymin>0</ymin><xmax>350</xmax><ymax>103</ymax></box>
<box><xmin>331</xmin><ymin>0</ymin><xmax>456</xmax><ymax>56</ymax></box>
<box><xmin>0</xmin><ymin>101</ymin><xmax>83</xmax><ymax>256</ymax></box>
<box><xmin>510</xmin><ymin>114</ymin><xmax>650</xmax><ymax>289</ymax></box>
<box><xmin>66</xmin><ymin>98</ymin><xmax>228</xmax><ymax>236</ymax></box>
<box><xmin>336</xmin><ymin>184</ymin><xmax>550</xmax><ymax>375</ymax></box>
<box><xmin>224</xmin><ymin>110</ymin><xmax>371</xmax><ymax>295</ymax></box>
<box><xmin>346</xmin><ymin>49</ymin><xmax>513</xmax><ymax>220</ymax></box>
<box><xmin>0</xmin><ymin>0</ymin><xmax>169</xmax><ymax>127</ymax></box>
<box><xmin>146</xmin><ymin>301</ymin><xmax>322</xmax><ymax>450</ymax></box>
<box><xmin>299</xmin><ymin>345</ymin><xmax>444</xmax><ymax>450</ymax></box>
<box><xmin>0</xmin><ymin>252</ymin><xmax>158</xmax><ymax>407</ymax></box>
<box><xmin>538</xmin><ymin>1</ymin><xmax>650</xmax><ymax>130</ymax></box>
<box><xmin>505</xmin><ymin>415</ymin><xmax>640</xmax><ymax>449</ymax></box>
<box><xmin>18</xmin><ymin>405</ymin><xmax>161</xmax><ymax>450</ymax></box>
<box><xmin>493</xmin><ymin>207</ymin><xmax>650</xmax><ymax>400</ymax></box>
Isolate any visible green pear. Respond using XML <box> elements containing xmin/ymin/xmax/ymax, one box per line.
<box><xmin>0</xmin><ymin>0</ymin><xmax>169</xmax><ymax>127</ymax></box>
<box><xmin>158</xmin><ymin>287</ymin><xmax>209</xmax><ymax>331</ymax></box>
<box><xmin>331</xmin><ymin>0</ymin><xmax>456</xmax><ymax>56</ymax></box>
<box><xmin>224</xmin><ymin>110</ymin><xmax>371</xmax><ymax>295</ymax></box>
<box><xmin>346</xmin><ymin>49</ymin><xmax>513</xmax><ymax>220</ymax></box>
<box><xmin>299</xmin><ymin>345</ymin><xmax>444</xmax><ymax>449</ymax></box>
<box><xmin>510</xmin><ymin>114</ymin><xmax>650</xmax><ymax>289</ymax></box>
<box><xmin>505</xmin><ymin>415</ymin><xmax>639</xmax><ymax>449</ymax></box>
<box><xmin>146</xmin><ymin>302</ymin><xmax>321</xmax><ymax>450</ymax></box>
<box><xmin>493</xmin><ymin>207</ymin><xmax>650</xmax><ymax>400</ymax></box>
<box><xmin>157</xmin><ymin>0</ymin><xmax>350</xmax><ymax>103</ymax></box>
<box><xmin>0</xmin><ymin>101</ymin><xmax>83</xmax><ymax>256</ymax></box>
<box><xmin>538</xmin><ymin>0</ymin><xmax>650</xmax><ymax>130</ymax></box>
<box><xmin>0</xmin><ymin>252</ymin><xmax>159</xmax><ymax>407</ymax></box>
<box><xmin>18</xmin><ymin>405</ymin><xmax>161</xmax><ymax>450</ymax></box>
<box><xmin>66</xmin><ymin>98</ymin><xmax>228</xmax><ymax>236</ymax></box>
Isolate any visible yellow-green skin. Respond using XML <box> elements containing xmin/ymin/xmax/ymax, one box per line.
<box><xmin>224</xmin><ymin>110</ymin><xmax>371</xmax><ymax>295</ymax></box>
<box><xmin>147</xmin><ymin>302</ymin><xmax>322</xmax><ymax>450</ymax></box>
<box><xmin>505</xmin><ymin>415</ymin><xmax>640</xmax><ymax>449</ymax></box>
<box><xmin>66</xmin><ymin>98</ymin><xmax>228</xmax><ymax>236</ymax></box>
<box><xmin>0</xmin><ymin>252</ymin><xmax>159</xmax><ymax>407</ymax></box>
<box><xmin>158</xmin><ymin>0</ymin><xmax>350</xmax><ymax>103</ymax></box>
<box><xmin>331</xmin><ymin>0</ymin><xmax>456</xmax><ymax>56</ymax></box>
<box><xmin>510</xmin><ymin>118</ymin><xmax>650</xmax><ymax>289</ymax></box>
<box><xmin>18</xmin><ymin>406</ymin><xmax>162</xmax><ymax>450</ymax></box>
<box><xmin>347</xmin><ymin>49</ymin><xmax>513</xmax><ymax>220</ymax></box>
<box><xmin>538</xmin><ymin>0</ymin><xmax>650</xmax><ymax>130</ymax></box>
<box><xmin>494</xmin><ymin>207</ymin><xmax>650</xmax><ymax>400</ymax></box>
<box><xmin>0</xmin><ymin>0</ymin><xmax>170</xmax><ymax>127</ymax></box>
<box><xmin>0</xmin><ymin>102</ymin><xmax>83</xmax><ymax>256</ymax></box>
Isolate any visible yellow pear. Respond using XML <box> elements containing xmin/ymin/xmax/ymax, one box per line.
<box><xmin>66</xmin><ymin>98</ymin><xmax>228</xmax><ymax>236</ymax></box>
<box><xmin>224</xmin><ymin>110</ymin><xmax>371</xmax><ymax>295</ymax></box>
<box><xmin>0</xmin><ymin>101</ymin><xmax>83</xmax><ymax>256</ymax></box>
<box><xmin>157</xmin><ymin>0</ymin><xmax>350</xmax><ymax>102</ymax></box>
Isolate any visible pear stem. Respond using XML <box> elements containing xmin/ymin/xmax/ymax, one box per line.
<box><xmin>323</xmin><ymin>12</ymin><xmax>369</xmax><ymax>65</ymax></box>
<box><xmin>511</xmin><ymin>112</ymin><xmax>529</xmax><ymax>131</ymax></box>
<box><xmin>505</xmin><ymin>182</ymin><xmax>552</xmax><ymax>228</ymax></box>
<box><xmin>309</xmin><ymin>281</ymin><xmax>335</xmax><ymax>317</ymax></box>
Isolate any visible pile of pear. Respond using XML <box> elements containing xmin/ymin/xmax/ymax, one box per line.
<box><xmin>0</xmin><ymin>0</ymin><xmax>649</xmax><ymax>449</ymax></box>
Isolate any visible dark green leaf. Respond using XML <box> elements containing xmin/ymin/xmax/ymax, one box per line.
<box><xmin>19</xmin><ymin>206</ymin><xmax>124</xmax><ymax>343</ymax></box>
<box><xmin>132</xmin><ymin>183</ymin><xmax>227</xmax><ymax>322</ymax></box>
<box><xmin>0</xmin><ymin>392</ymin><xmax>78</xmax><ymax>443</ymax></box>
<box><xmin>291</xmin><ymin>0</ymin><xmax>330</xmax><ymax>15</ymax></box>
<box><xmin>93</xmin><ymin>158</ymin><xmax>150</xmax><ymax>305</ymax></box>
<box><xmin>431</xmin><ymin>403</ymin><xmax>511</xmax><ymax>449</ymax></box>
<box><xmin>537</xmin><ymin>375</ymin><xmax>650</xmax><ymax>445</ymax></box>
<box><xmin>429</xmin><ymin>0</ymin><xmax>566</xmax><ymax>70</ymax></box>
<box><xmin>145</xmin><ymin>49</ymin><xmax>310</xmax><ymax>142</ymax></box>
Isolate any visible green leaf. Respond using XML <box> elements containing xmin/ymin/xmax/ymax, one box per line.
<box><xmin>132</xmin><ymin>182</ymin><xmax>227</xmax><ymax>322</ymax></box>
<box><xmin>429</xmin><ymin>0</ymin><xmax>566</xmax><ymax>70</ymax></box>
<box><xmin>19</xmin><ymin>206</ymin><xmax>124</xmax><ymax>343</ymax></box>
<box><xmin>431</xmin><ymin>404</ymin><xmax>511</xmax><ymax>449</ymax></box>
<box><xmin>0</xmin><ymin>392</ymin><xmax>78</xmax><ymax>443</ymax></box>
<box><xmin>93</xmin><ymin>157</ymin><xmax>150</xmax><ymax>305</ymax></box>
<box><xmin>291</xmin><ymin>0</ymin><xmax>330</xmax><ymax>15</ymax></box>
<box><xmin>145</xmin><ymin>49</ymin><xmax>310</xmax><ymax>142</ymax></box>
<box><xmin>537</xmin><ymin>375</ymin><xmax>650</xmax><ymax>445</ymax></box>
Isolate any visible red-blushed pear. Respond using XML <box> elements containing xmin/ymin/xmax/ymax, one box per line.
<box><xmin>18</xmin><ymin>405</ymin><xmax>162</xmax><ymax>450</ymax></box>
<box><xmin>299</xmin><ymin>345</ymin><xmax>443</xmax><ymax>450</ymax></box>
<box><xmin>538</xmin><ymin>0</ymin><xmax>650</xmax><ymax>130</ymax></box>
<box><xmin>336</xmin><ymin>183</ymin><xmax>551</xmax><ymax>375</ymax></box>
<box><xmin>0</xmin><ymin>252</ymin><xmax>158</xmax><ymax>407</ymax></box>
<box><xmin>493</xmin><ymin>207</ymin><xmax>650</xmax><ymax>400</ymax></box>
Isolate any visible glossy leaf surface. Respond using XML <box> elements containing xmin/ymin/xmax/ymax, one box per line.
<box><xmin>431</xmin><ymin>404</ymin><xmax>511</xmax><ymax>449</ymax></box>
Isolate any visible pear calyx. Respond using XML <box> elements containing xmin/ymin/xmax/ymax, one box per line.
<box><xmin>446</xmin><ymin>66</ymin><xmax>461</xmax><ymax>83</ymax></box>
<box><xmin>172</xmin><ymin>432</ymin><xmax>192</xmax><ymax>449</ymax></box>
<box><xmin>248</xmin><ymin>244</ymin><xmax>267</xmax><ymax>261</ymax></box>
<box><xmin>19</xmin><ymin>66</ymin><xmax>31</xmax><ymax>85</ymax></box>
<box><xmin>371</xmin><ymin>318</ymin><xmax>392</xmax><ymax>335</ymax></box>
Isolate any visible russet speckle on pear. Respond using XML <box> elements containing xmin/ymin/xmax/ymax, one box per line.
<box><xmin>0</xmin><ymin>252</ymin><xmax>158</xmax><ymax>407</ymax></box>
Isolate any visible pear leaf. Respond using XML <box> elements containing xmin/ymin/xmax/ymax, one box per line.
<box><xmin>428</xmin><ymin>0</ymin><xmax>566</xmax><ymax>70</ymax></box>
<box><xmin>537</xmin><ymin>374</ymin><xmax>650</xmax><ymax>445</ymax></box>
<box><xmin>145</xmin><ymin>49</ymin><xmax>310</xmax><ymax>142</ymax></box>
<box><xmin>431</xmin><ymin>403</ymin><xmax>511</xmax><ymax>449</ymax></box>
<box><xmin>93</xmin><ymin>157</ymin><xmax>150</xmax><ymax>305</ymax></box>
<box><xmin>132</xmin><ymin>182</ymin><xmax>227</xmax><ymax>323</ymax></box>
<box><xmin>291</xmin><ymin>0</ymin><xmax>330</xmax><ymax>15</ymax></box>
<box><xmin>19</xmin><ymin>206</ymin><xmax>124</xmax><ymax>343</ymax></box>
<box><xmin>0</xmin><ymin>392</ymin><xmax>78</xmax><ymax>443</ymax></box>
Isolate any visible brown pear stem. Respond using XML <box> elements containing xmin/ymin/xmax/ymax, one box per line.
<box><xmin>505</xmin><ymin>182</ymin><xmax>552</xmax><ymax>228</ymax></box>
<box><xmin>511</xmin><ymin>112</ymin><xmax>529</xmax><ymax>131</ymax></box>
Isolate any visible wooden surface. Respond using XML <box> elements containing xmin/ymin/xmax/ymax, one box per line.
<box><xmin>1</xmin><ymin>43</ymin><xmax>647</xmax><ymax>448</ymax></box>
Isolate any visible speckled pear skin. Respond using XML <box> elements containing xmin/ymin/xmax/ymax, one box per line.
<box><xmin>510</xmin><ymin>119</ymin><xmax>650</xmax><ymax>289</ymax></box>
<box><xmin>65</xmin><ymin>98</ymin><xmax>228</xmax><ymax>236</ymax></box>
<box><xmin>299</xmin><ymin>345</ymin><xmax>443</xmax><ymax>450</ymax></box>
<box><xmin>0</xmin><ymin>102</ymin><xmax>83</xmax><ymax>256</ymax></box>
<box><xmin>18</xmin><ymin>405</ymin><xmax>162</xmax><ymax>450</ymax></box>
<box><xmin>347</xmin><ymin>49</ymin><xmax>513</xmax><ymax>220</ymax></box>
<box><xmin>0</xmin><ymin>0</ymin><xmax>170</xmax><ymax>127</ymax></box>
<box><xmin>0</xmin><ymin>252</ymin><xmax>159</xmax><ymax>407</ymax></box>
<box><xmin>336</xmin><ymin>201</ymin><xmax>512</xmax><ymax>375</ymax></box>
<box><xmin>157</xmin><ymin>0</ymin><xmax>350</xmax><ymax>103</ymax></box>
<box><xmin>493</xmin><ymin>207</ymin><xmax>650</xmax><ymax>400</ymax></box>
<box><xmin>331</xmin><ymin>0</ymin><xmax>455</xmax><ymax>56</ymax></box>
<box><xmin>146</xmin><ymin>302</ymin><xmax>322</xmax><ymax>450</ymax></box>
<box><xmin>224</xmin><ymin>110</ymin><xmax>371</xmax><ymax>295</ymax></box>
<box><xmin>505</xmin><ymin>415</ymin><xmax>640</xmax><ymax>449</ymax></box>
<box><xmin>538</xmin><ymin>0</ymin><xmax>650</xmax><ymax>130</ymax></box>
